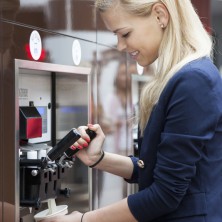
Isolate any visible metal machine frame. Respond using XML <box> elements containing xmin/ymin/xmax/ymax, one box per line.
<box><xmin>14</xmin><ymin>59</ymin><xmax>92</xmax><ymax>220</ymax></box>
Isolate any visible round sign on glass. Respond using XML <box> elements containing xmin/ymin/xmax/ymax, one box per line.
<box><xmin>72</xmin><ymin>39</ymin><xmax>82</xmax><ymax>66</ymax></box>
<box><xmin>29</xmin><ymin>30</ymin><xmax>42</xmax><ymax>61</ymax></box>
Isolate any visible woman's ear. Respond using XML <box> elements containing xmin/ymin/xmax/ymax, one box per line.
<box><xmin>152</xmin><ymin>3</ymin><xmax>169</xmax><ymax>29</ymax></box>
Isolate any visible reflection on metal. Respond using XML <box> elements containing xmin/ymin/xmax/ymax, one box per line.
<box><xmin>15</xmin><ymin>59</ymin><xmax>91</xmax><ymax>75</ymax></box>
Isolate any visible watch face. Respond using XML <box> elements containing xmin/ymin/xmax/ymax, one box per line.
<box><xmin>72</xmin><ymin>39</ymin><xmax>82</xmax><ymax>66</ymax></box>
<box><xmin>29</xmin><ymin>30</ymin><xmax>42</xmax><ymax>61</ymax></box>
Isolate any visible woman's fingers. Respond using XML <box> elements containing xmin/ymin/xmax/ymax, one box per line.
<box><xmin>71</xmin><ymin>124</ymin><xmax>105</xmax><ymax>152</ymax></box>
<box><xmin>78</xmin><ymin>126</ymin><xmax>92</xmax><ymax>141</ymax></box>
<box><xmin>71</xmin><ymin>137</ymin><xmax>89</xmax><ymax>150</ymax></box>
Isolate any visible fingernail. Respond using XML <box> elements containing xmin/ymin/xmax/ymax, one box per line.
<box><xmin>70</xmin><ymin>145</ymin><xmax>77</xmax><ymax>150</ymax></box>
<box><xmin>85</xmin><ymin>138</ymin><xmax>90</xmax><ymax>143</ymax></box>
<box><xmin>83</xmin><ymin>143</ymin><xmax>88</xmax><ymax>147</ymax></box>
<box><xmin>78</xmin><ymin>145</ymin><xmax>83</xmax><ymax>149</ymax></box>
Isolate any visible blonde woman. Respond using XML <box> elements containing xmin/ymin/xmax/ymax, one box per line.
<box><xmin>41</xmin><ymin>1</ymin><xmax>222</xmax><ymax>222</ymax></box>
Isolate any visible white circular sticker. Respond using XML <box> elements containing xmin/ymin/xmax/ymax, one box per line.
<box><xmin>136</xmin><ymin>63</ymin><xmax>144</xmax><ymax>75</ymax></box>
<box><xmin>29</xmin><ymin>30</ymin><xmax>42</xmax><ymax>61</ymax></box>
<box><xmin>72</xmin><ymin>40</ymin><xmax>82</xmax><ymax>66</ymax></box>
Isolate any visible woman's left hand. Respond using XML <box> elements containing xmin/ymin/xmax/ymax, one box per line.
<box><xmin>39</xmin><ymin>211</ymin><xmax>82</xmax><ymax>222</ymax></box>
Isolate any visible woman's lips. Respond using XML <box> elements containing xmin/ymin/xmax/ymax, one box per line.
<box><xmin>129</xmin><ymin>50</ymin><xmax>139</xmax><ymax>60</ymax></box>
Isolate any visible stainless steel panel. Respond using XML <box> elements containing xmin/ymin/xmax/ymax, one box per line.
<box><xmin>55</xmin><ymin>72</ymin><xmax>90</xmax><ymax>212</ymax></box>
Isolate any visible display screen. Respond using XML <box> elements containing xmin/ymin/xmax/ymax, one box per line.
<box><xmin>37</xmin><ymin>106</ymin><xmax>47</xmax><ymax>134</ymax></box>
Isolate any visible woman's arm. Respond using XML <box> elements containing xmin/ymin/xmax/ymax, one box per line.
<box><xmin>84</xmin><ymin>198</ymin><xmax>137</xmax><ymax>222</ymax></box>
<box><xmin>76</xmin><ymin>124</ymin><xmax>134</xmax><ymax>179</ymax></box>
<box><xmin>92</xmin><ymin>151</ymin><xmax>134</xmax><ymax>179</ymax></box>
<box><xmin>39</xmin><ymin>198</ymin><xmax>137</xmax><ymax>222</ymax></box>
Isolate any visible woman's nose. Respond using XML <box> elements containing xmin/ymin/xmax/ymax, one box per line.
<box><xmin>117</xmin><ymin>37</ymin><xmax>126</xmax><ymax>52</ymax></box>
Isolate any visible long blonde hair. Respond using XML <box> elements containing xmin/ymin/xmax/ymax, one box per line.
<box><xmin>95</xmin><ymin>0</ymin><xmax>213</xmax><ymax>133</ymax></box>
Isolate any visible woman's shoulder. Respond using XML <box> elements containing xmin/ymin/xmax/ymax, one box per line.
<box><xmin>159</xmin><ymin>57</ymin><xmax>222</xmax><ymax>105</ymax></box>
<box><xmin>175</xmin><ymin>57</ymin><xmax>220</xmax><ymax>80</ymax></box>
<box><xmin>169</xmin><ymin>57</ymin><xmax>222</xmax><ymax>89</ymax></box>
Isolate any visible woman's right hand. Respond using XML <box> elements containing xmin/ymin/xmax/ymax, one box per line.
<box><xmin>73</xmin><ymin>124</ymin><xmax>105</xmax><ymax>166</ymax></box>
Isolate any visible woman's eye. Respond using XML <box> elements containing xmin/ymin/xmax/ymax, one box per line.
<box><xmin>122</xmin><ymin>32</ymin><xmax>130</xmax><ymax>38</ymax></box>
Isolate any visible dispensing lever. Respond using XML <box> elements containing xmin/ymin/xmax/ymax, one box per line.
<box><xmin>64</xmin><ymin>128</ymin><xmax>96</xmax><ymax>158</ymax></box>
<box><xmin>47</xmin><ymin>128</ymin><xmax>81</xmax><ymax>161</ymax></box>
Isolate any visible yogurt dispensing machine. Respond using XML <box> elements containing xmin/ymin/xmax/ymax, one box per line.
<box><xmin>15</xmin><ymin>59</ymin><xmax>93</xmax><ymax>221</ymax></box>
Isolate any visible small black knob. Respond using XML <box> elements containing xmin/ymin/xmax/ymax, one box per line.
<box><xmin>86</xmin><ymin>129</ymin><xmax>96</xmax><ymax>140</ymax></box>
<box><xmin>60</xmin><ymin>188</ymin><xmax>71</xmax><ymax>198</ymax></box>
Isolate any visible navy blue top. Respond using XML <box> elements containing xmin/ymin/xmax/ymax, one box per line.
<box><xmin>127</xmin><ymin>57</ymin><xmax>222</xmax><ymax>222</ymax></box>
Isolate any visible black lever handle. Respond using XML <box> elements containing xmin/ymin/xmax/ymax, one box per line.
<box><xmin>64</xmin><ymin>128</ymin><xmax>96</xmax><ymax>158</ymax></box>
<box><xmin>85</xmin><ymin>128</ymin><xmax>96</xmax><ymax>140</ymax></box>
<box><xmin>47</xmin><ymin>128</ymin><xmax>81</xmax><ymax>161</ymax></box>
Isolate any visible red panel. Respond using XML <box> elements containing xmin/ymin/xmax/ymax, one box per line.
<box><xmin>192</xmin><ymin>0</ymin><xmax>211</xmax><ymax>33</ymax></box>
<box><xmin>26</xmin><ymin>118</ymin><xmax>42</xmax><ymax>139</ymax></box>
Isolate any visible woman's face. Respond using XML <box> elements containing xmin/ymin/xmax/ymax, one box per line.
<box><xmin>101</xmin><ymin>4</ymin><xmax>165</xmax><ymax>67</ymax></box>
